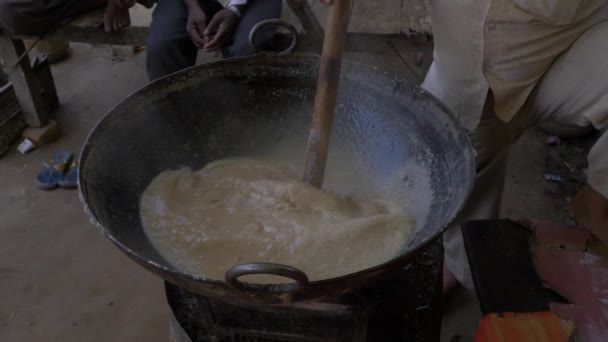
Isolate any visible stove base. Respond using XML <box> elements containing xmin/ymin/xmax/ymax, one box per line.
<box><xmin>167</xmin><ymin>240</ymin><xmax>443</xmax><ymax>342</ymax></box>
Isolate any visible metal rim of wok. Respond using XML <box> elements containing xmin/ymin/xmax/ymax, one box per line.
<box><xmin>78</xmin><ymin>55</ymin><xmax>476</xmax><ymax>304</ymax></box>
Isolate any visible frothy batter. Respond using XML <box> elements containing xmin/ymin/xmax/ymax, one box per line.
<box><xmin>140</xmin><ymin>159</ymin><xmax>414</xmax><ymax>282</ymax></box>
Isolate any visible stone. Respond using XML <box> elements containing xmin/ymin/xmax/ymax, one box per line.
<box><xmin>22</xmin><ymin>119</ymin><xmax>60</xmax><ymax>146</ymax></box>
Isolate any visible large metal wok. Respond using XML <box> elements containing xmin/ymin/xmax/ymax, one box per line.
<box><xmin>79</xmin><ymin>55</ymin><xmax>475</xmax><ymax>303</ymax></box>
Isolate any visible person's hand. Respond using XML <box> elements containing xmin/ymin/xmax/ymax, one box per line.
<box><xmin>570</xmin><ymin>184</ymin><xmax>608</xmax><ymax>245</ymax></box>
<box><xmin>203</xmin><ymin>9</ymin><xmax>238</xmax><ymax>52</ymax></box>
<box><xmin>186</xmin><ymin>6</ymin><xmax>209</xmax><ymax>48</ymax></box>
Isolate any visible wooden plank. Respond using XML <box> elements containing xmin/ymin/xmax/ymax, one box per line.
<box><xmin>16</xmin><ymin>31</ymin><xmax>418</xmax><ymax>54</ymax></box>
<box><xmin>14</xmin><ymin>26</ymin><xmax>149</xmax><ymax>47</ymax></box>
<box><xmin>45</xmin><ymin>26</ymin><xmax>148</xmax><ymax>46</ymax></box>
<box><xmin>0</xmin><ymin>83</ymin><xmax>21</xmax><ymax>122</ymax></box>
<box><xmin>0</xmin><ymin>110</ymin><xmax>26</xmax><ymax>155</ymax></box>
<box><xmin>0</xmin><ymin>33</ymin><xmax>49</xmax><ymax>127</ymax></box>
<box><xmin>0</xmin><ymin>64</ymin><xmax>7</xmax><ymax>84</ymax></box>
<box><xmin>32</xmin><ymin>56</ymin><xmax>59</xmax><ymax>113</ymax></box>
<box><xmin>66</xmin><ymin>8</ymin><xmax>105</xmax><ymax>28</ymax></box>
<box><xmin>0</xmin><ymin>83</ymin><xmax>26</xmax><ymax>152</ymax></box>
<box><xmin>12</xmin><ymin>8</ymin><xmax>148</xmax><ymax>46</ymax></box>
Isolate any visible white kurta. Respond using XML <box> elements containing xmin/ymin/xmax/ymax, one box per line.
<box><xmin>424</xmin><ymin>0</ymin><xmax>608</xmax><ymax>197</ymax></box>
<box><xmin>423</xmin><ymin>0</ymin><xmax>608</xmax><ymax>288</ymax></box>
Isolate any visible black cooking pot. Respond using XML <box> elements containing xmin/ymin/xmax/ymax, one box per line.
<box><xmin>79</xmin><ymin>55</ymin><xmax>475</xmax><ymax>303</ymax></box>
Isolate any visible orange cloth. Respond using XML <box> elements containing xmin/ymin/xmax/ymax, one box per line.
<box><xmin>475</xmin><ymin>312</ymin><xmax>574</xmax><ymax>342</ymax></box>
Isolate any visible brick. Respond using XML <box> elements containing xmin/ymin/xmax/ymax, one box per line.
<box><xmin>22</xmin><ymin>119</ymin><xmax>60</xmax><ymax>146</ymax></box>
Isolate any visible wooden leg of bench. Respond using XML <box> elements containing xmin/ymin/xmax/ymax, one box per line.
<box><xmin>0</xmin><ymin>34</ymin><xmax>54</xmax><ymax>128</ymax></box>
<box><xmin>32</xmin><ymin>56</ymin><xmax>59</xmax><ymax>113</ymax></box>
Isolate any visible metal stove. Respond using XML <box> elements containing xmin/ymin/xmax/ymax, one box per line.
<box><xmin>166</xmin><ymin>241</ymin><xmax>442</xmax><ymax>342</ymax></box>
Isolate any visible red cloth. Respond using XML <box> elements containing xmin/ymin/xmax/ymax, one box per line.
<box><xmin>522</xmin><ymin>219</ymin><xmax>591</xmax><ymax>251</ymax></box>
<box><xmin>527</xmin><ymin>220</ymin><xmax>608</xmax><ymax>341</ymax></box>
<box><xmin>551</xmin><ymin>303</ymin><xmax>608</xmax><ymax>342</ymax></box>
<box><xmin>533</xmin><ymin>246</ymin><xmax>608</xmax><ymax>303</ymax></box>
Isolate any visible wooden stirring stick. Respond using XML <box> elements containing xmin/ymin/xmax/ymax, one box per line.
<box><xmin>303</xmin><ymin>0</ymin><xmax>352</xmax><ymax>188</ymax></box>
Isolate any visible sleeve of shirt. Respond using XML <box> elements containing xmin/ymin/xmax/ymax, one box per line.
<box><xmin>587</xmin><ymin>130</ymin><xmax>608</xmax><ymax>199</ymax></box>
<box><xmin>227</xmin><ymin>0</ymin><xmax>248</xmax><ymax>6</ymax></box>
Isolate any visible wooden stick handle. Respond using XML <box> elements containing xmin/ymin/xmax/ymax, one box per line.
<box><xmin>302</xmin><ymin>0</ymin><xmax>352</xmax><ymax>188</ymax></box>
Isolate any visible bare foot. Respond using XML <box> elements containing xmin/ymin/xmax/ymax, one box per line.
<box><xmin>104</xmin><ymin>1</ymin><xmax>131</xmax><ymax>33</ymax></box>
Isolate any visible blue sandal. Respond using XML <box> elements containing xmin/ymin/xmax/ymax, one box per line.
<box><xmin>58</xmin><ymin>160</ymin><xmax>78</xmax><ymax>189</ymax></box>
<box><xmin>35</xmin><ymin>151</ymin><xmax>72</xmax><ymax>190</ymax></box>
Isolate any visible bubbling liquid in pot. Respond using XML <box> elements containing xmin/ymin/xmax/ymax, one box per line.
<box><xmin>140</xmin><ymin>159</ymin><xmax>414</xmax><ymax>282</ymax></box>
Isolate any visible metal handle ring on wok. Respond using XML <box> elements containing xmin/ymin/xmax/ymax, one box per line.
<box><xmin>249</xmin><ymin>19</ymin><xmax>298</xmax><ymax>56</ymax></box>
<box><xmin>225</xmin><ymin>262</ymin><xmax>310</xmax><ymax>293</ymax></box>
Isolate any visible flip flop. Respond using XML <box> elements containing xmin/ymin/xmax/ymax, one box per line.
<box><xmin>58</xmin><ymin>160</ymin><xmax>78</xmax><ymax>189</ymax></box>
<box><xmin>35</xmin><ymin>150</ymin><xmax>72</xmax><ymax>190</ymax></box>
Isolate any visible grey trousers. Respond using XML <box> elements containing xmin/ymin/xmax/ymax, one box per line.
<box><xmin>0</xmin><ymin>0</ymin><xmax>101</xmax><ymax>35</ymax></box>
<box><xmin>146</xmin><ymin>0</ymin><xmax>282</xmax><ymax>81</ymax></box>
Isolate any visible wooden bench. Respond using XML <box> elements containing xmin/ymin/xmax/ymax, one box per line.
<box><xmin>0</xmin><ymin>0</ymin><xmax>431</xmax><ymax>130</ymax></box>
<box><xmin>0</xmin><ymin>7</ymin><xmax>154</xmax><ymax>129</ymax></box>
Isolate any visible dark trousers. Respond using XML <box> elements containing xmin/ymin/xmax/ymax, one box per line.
<box><xmin>146</xmin><ymin>0</ymin><xmax>282</xmax><ymax>81</ymax></box>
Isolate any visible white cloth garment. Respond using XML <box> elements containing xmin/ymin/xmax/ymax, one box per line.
<box><xmin>423</xmin><ymin>0</ymin><xmax>608</xmax><ymax>289</ymax></box>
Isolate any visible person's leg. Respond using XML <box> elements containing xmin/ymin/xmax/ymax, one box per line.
<box><xmin>0</xmin><ymin>0</ymin><xmax>103</xmax><ymax>35</ymax></box>
<box><xmin>223</xmin><ymin>0</ymin><xmax>282</xmax><ymax>58</ymax></box>
<box><xmin>437</xmin><ymin>2</ymin><xmax>608</xmax><ymax>296</ymax></box>
<box><xmin>528</xmin><ymin>21</ymin><xmax>608</xmax><ymax>137</ymax></box>
<box><xmin>527</xmin><ymin>20</ymin><xmax>608</xmax><ymax>216</ymax></box>
<box><xmin>146</xmin><ymin>0</ymin><xmax>225</xmax><ymax>80</ymax></box>
<box><xmin>146</xmin><ymin>0</ymin><xmax>212</xmax><ymax>80</ymax></box>
<box><xmin>442</xmin><ymin>93</ymin><xmax>513</xmax><ymax>292</ymax></box>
